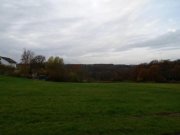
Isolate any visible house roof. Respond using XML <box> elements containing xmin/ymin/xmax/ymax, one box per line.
<box><xmin>0</xmin><ymin>56</ymin><xmax>17</xmax><ymax>64</ymax></box>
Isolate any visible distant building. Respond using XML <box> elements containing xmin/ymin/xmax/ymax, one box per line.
<box><xmin>0</xmin><ymin>56</ymin><xmax>17</xmax><ymax>68</ymax></box>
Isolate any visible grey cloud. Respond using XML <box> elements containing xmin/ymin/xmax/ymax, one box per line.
<box><xmin>117</xmin><ymin>30</ymin><xmax>180</xmax><ymax>51</ymax></box>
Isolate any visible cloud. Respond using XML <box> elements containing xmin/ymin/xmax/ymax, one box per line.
<box><xmin>117</xmin><ymin>30</ymin><xmax>180</xmax><ymax>51</ymax></box>
<box><xmin>0</xmin><ymin>0</ymin><xmax>180</xmax><ymax>64</ymax></box>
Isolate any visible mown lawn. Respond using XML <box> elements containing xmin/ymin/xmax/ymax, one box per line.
<box><xmin>0</xmin><ymin>76</ymin><xmax>180</xmax><ymax>135</ymax></box>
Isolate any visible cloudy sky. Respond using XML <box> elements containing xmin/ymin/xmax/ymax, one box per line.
<box><xmin>0</xmin><ymin>0</ymin><xmax>180</xmax><ymax>64</ymax></box>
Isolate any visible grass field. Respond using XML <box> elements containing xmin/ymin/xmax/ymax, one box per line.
<box><xmin>0</xmin><ymin>76</ymin><xmax>180</xmax><ymax>135</ymax></box>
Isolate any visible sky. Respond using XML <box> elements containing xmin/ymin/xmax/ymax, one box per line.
<box><xmin>0</xmin><ymin>0</ymin><xmax>180</xmax><ymax>64</ymax></box>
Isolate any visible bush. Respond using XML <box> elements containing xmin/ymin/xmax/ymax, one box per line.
<box><xmin>0</xmin><ymin>64</ymin><xmax>15</xmax><ymax>75</ymax></box>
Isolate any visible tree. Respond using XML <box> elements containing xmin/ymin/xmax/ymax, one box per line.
<box><xmin>172</xmin><ymin>65</ymin><xmax>180</xmax><ymax>81</ymax></box>
<box><xmin>21</xmin><ymin>49</ymin><xmax>34</xmax><ymax>65</ymax></box>
<box><xmin>148</xmin><ymin>65</ymin><xmax>165</xmax><ymax>82</ymax></box>
<box><xmin>137</xmin><ymin>68</ymin><xmax>148</xmax><ymax>82</ymax></box>
<box><xmin>20</xmin><ymin>49</ymin><xmax>34</xmax><ymax>76</ymax></box>
<box><xmin>46</xmin><ymin>56</ymin><xmax>65</xmax><ymax>81</ymax></box>
<box><xmin>31</xmin><ymin>55</ymin><xmax>46</xmax><ymax>76</ymax></box>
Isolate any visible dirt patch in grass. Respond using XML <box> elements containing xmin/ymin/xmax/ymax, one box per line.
<box><xmin>132</xmin><ymin>112</ymin><xmax>180</xmax><ymax>119</ymax></box>
<box><xmin>155</xmin><ymin>112</ymin><xmax>180</xmax><ymax>117</ymax></box>
<box><xmin>161</xmin><ymin>132</ymin><xmax>180</xmax><ymax>135</ymax></box>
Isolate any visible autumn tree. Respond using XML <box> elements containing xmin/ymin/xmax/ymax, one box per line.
<box><xmin>148</xmin><ymin>65</ymin><xmax>165</xmax><ymax>82</ymax></box>
<box><xmin>46</xmin><ymin>56</ymin><xmax>65</xmax><ymax>81</ymax></box>
<box><xmin>172</xmin><ymin>65</ymin><xmax>180</xmax><ymax>81</ymax></box>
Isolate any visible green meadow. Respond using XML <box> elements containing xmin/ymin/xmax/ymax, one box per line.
<box><xmin>0</xmin><ymin>76</ymin><xmax>180</xmax><ymax>135</ymax></box>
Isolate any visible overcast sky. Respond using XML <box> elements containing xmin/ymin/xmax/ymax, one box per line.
<box><xmin>0</xmin><ymin>0</ymin><xmax>180</xmax><ymax>64</ymax></box>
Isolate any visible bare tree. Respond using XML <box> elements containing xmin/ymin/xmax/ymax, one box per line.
<box><xmin>21</xmin><ymin>49</ymin><xmax>34</xmax><ymax>64</ymax></box>
<box><xmin>20</xmin><ymin>49</ymin><xmax>34</xmax><ymax>76</ymax></box>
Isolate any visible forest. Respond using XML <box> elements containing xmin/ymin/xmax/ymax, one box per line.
<box><xmin>1</xmin><ymin>49</ymin><xmax>180</xmax><ymax>82</ymax></box>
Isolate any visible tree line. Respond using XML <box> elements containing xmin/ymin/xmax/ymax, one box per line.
<box><xmin>1</xmin><ymin>49</ymin><xmax>180</xmax><ymax>82</ymax></box>
<box><xmin>134</xmin><ymin>60</ymin><xmax>180</xmax><ymax>82</ymax></box>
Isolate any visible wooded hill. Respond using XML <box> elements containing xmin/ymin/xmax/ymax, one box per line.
<box><xmin>1</xmin><ymin>49</ymin><xmax>180</xmax><ymax>82</ymax></box>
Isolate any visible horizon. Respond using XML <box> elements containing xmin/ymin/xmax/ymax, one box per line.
<box><xmin>0</xmin><ymin>0</ymin><xmax>180</xmax><ymax>64</ymax></box>
<box><xmin>1</xmin><ymin>54</ymin><xmax>179</xmax><ymax>65</ymax></box>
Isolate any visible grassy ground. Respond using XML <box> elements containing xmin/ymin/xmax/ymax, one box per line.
<box><xmin>0</xmin><ymin>76</ymin><xmax>180</xmax><ymax>135</ymax></box>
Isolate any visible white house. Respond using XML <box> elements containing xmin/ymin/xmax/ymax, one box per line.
<box><xmin>0</xmin><ymin>56</ymin><xmax>17</xmax><ymax>68</ymax></box>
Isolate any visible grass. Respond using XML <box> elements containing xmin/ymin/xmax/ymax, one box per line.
<box><xmin>0</xmin><ymin>76</ymin><xmax>180</xmax><ymax>135</ymax></box>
